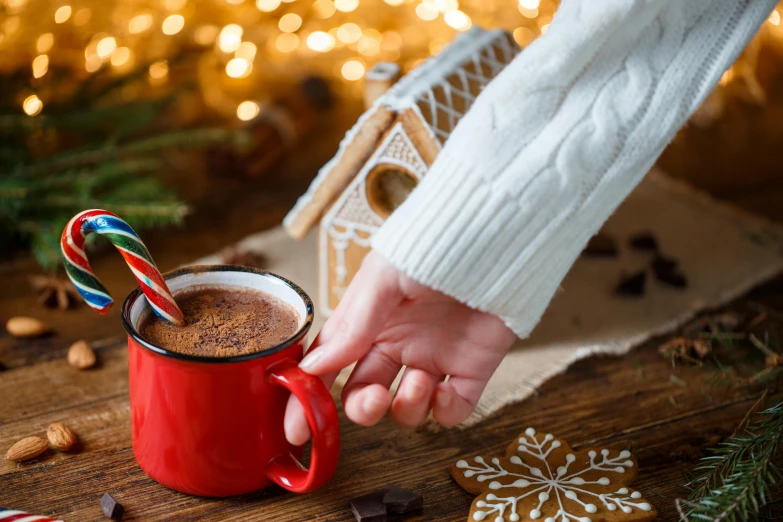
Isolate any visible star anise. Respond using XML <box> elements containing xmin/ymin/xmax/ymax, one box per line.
<box><xmin>29</xmin><ymin>275</ymin><xmax>81</xmax><ymax>310</ymax></box>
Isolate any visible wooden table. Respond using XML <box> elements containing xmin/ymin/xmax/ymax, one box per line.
<box><xmin>2</xmin><ymin>105</ymin><xmax>783</xmax><ymax>521</ymax></box>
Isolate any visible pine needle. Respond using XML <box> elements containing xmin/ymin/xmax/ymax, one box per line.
<box><xmin>683</xmin><ymin>402</ymin><xmax>783</xmax><ymax>521</ymax></box>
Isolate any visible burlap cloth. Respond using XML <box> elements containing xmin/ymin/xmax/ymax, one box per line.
<box><xmin>193</xmin><ymin>170</ymin><xmax>783</xmax><ymax>427</ymax></box>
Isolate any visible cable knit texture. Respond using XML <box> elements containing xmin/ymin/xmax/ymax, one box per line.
<box><xmin>371</xmin><ymin>0</ymin><xmax>774</xmax><ymax>338</ymax></box>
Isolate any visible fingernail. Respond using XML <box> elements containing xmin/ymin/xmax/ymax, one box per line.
<box><xmin>362</xmin><ymin>394</ymin><xmax>384</xmax><ymax>417</ymax></box>
<box><xmin>404</xmin><ymin>380</ymin><xmax>427</xmax><ymax>401</ymax></box>
<box><xmin>437</xmin><ymin>389</ymin><xmax>452</xmax><ymax>410</ymax></box>
<box><xmin>299</xmin><ymin>350</ymin><xmax>322</xmax><ymax>370</ymax></box>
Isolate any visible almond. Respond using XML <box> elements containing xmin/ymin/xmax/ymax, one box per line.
<box><xmin>68</xmin><ymin>340</ymin><xmax>96</xmax><ymax>370</ymax></box>
<box><xmin>5</xmin><ymin>436</ymin><xmax>48</xmax><ymax>462</ymax></box>
<box><xmin>47</xmin><ymin>423</ymin><xmax>77</xmax><ymax>451</ymax></box>
<box><xmin>6</xmin><ymin>316</ymin><xmax>50</xmax><ymax>338</ymax></box>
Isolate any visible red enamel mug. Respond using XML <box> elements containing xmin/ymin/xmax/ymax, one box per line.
<box><xmin>121</xmin><ymin>265</ymin><xmax>339</xmax><ymax>497</ymax></box>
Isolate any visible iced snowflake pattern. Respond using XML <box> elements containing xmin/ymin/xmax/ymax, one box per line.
<box><xmin>450</xmin><ymin>428</ymin><xmax>656</xmax><ymax>522</ymax></box>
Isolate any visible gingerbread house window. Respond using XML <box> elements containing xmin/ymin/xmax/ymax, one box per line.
<box><xmin>365</xmin><ymin>164</ymin><xmax>418</xmax><ymax>219</ymax></box>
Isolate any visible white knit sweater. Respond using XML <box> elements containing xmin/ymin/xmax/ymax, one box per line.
<box><xmin>371</xmin><ymin>0</ymin><xmax>774</xmax><ymax>338</ymax></box>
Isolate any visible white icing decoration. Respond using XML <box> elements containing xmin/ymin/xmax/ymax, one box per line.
<box><xmin>458</xmin><ymin>429</ymin><xmax>652</xmax><ymax>522</ymax></box>
<box><xmin>473</xmin><ymin>511</ymin><xmax>486</xmax><ymax>521</ymax></box>
<box><xmin>318</xmin><ymin>123</ymin><xmax>427</xmax><ymax>314</ymax></box>
<box><xmin>364</xmin><ymin>62</ymin><xmax>400</xmax><ymax>82</ymax></box>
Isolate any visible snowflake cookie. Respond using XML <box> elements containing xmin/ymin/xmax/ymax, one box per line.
<box><xmin>450</xmin><ymin>428</ymin><xmax>657</xmax><ymax>522</ymax></box>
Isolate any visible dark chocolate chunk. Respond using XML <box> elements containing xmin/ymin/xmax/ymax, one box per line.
<box><xmin>0</xmin><ymin>361</ymin><xmax>6</xmax><ymax>372</ymax></box>
<box><xmin>582</xmin><ymin>234</ymin><xmax>618</xmax><ymax>258</ymax></box>
<box><xmin>350</xmin><ymin>490</ymin><xmax>387</xmax><ymax>522</ymax></box>
<box><xmin>629</xmin><ymin>232</ymin><xmax>659</xmax><ymax>252</ymax></box>
<box><xmin>383</xmin><ymin>484</ymin><xmax>423</xmax><ymax>514</ymax></box>
<box><xmin>615</xmin><ymin>271</ymin><xmax>646</xmax><ymax>297</ymax></box>
<box><xmin>101</xmin><ymin>493</ymin><xmax>124</xmax><ymax>519</ymax></box>
<box><xmin>652</xmin><ymin>256</ymin><xmax>687</xmax><ymax>289</ymax></box>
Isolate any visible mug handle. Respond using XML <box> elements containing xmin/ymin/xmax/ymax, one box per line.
<box><xmin>265</xmin><ymin>358</ymin><xmax>340</xmax><ymax>493</ymax></box>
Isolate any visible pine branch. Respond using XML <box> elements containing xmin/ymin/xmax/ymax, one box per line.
<box><xmin>20</xmin><ymin>128</ymin><xmax>247</xmax><ymax>177</ymax></box>
<box><xmin>683</xmin><ymin>402</ymin><xmax>783</xmax><ymax>521</ymax></box>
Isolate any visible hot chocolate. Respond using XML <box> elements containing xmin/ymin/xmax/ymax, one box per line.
<box><xmin>139</xmin><ymin>287</ymin><xmax>299</xmax><ymax>357</ymax></box>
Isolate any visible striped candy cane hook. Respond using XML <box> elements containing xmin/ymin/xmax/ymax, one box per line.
<box><xmin>0</xmin><ymin>508</ymin><xmax>64</xmax><ymax>521</ymax></box>
<box><xmin>61</xmin><ymin>209</ymin><xmax>185</xmax><ymax>326</ymax></box>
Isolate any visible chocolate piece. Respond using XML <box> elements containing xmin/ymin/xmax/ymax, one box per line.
<box><xmin>350</xmin><ymin>490</ymin><xmax>387</xmax><ymax>522</ymax></box>
<box><xmin>383</xmin><ymin>484</ymin><xmax>423</xmax><ymax>514</ymax></box>
<box><xmin>652</xmin><ymin>256</ymin><xmax>687</xmax><ymax>288</ymax></box>
<box><xmin>615</xmin><ymin>271</ymin><xmax>646</xmax><ymax>297</ymax></box>
<box><xmin>101</xmin><ymin>493</ymin><xmax>124</xmax><ymax>519</ymax></box>
<box><xmin>629</xmin><ymin>232</ymin><xmax>659</xmax><ymax>252</ymax></box>
<box><xmin>581</xmin><ymin>234</ymin><xmax>618</xmax><ymax>258</ymax></box>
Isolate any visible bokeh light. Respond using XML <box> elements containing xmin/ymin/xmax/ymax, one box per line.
<box><xmin>237</xmin><ymin>100</ymin><xmax>260</xmax><ymax>120</ymax></box>
<box><xmin>278</xmin><ymin>13</ymin><xmax>302</xmax><ymax>33</ymax></box>
<box><xmin>162</xmin><ymin>14</ymin><xmax>185</xmax><ymax>35</ymax></box>
<box><xmin>36</xmin><ymin>33</ymin><xmax>54</xmax><ymax>53</ymax></box>
<box><xmin>218</xmin><ymin>24</ymin><xmax>243</xmax><ymax>52</ymax></box>
<box><xmin>54</xmin><ymin>5</ymin><xmax>71</xmax><ymax>23</ymax></box>
<box><xmin>129</xmin><ymin>13</ymin><xmax>154</xmax><ymax>34</ymax></box>
<box><xmin>23</xmin><ymin>94</ymin><xmax>43</xmax><ymax>116</ymax></box>
<box><xmin>341</xmin><ymin>59</ymin><xmax>364</xmax><ymax>81</ymax></box>
<box><xmin>306</xmin><ymin>31</ymin><xmax>335</xmax><ymax>52</ymax></box>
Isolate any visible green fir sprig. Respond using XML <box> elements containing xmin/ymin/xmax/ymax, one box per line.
<box><xmin>681</xmin><ymin>401</ymin><xmax>783</xmax><ymax>521</ymax></box>
<box><xmin>0</xmin><ymin>59</ymin><xmax>250</xmax><ymax>270</ymax></box>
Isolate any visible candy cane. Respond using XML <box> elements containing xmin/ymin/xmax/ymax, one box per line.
<box><xmin>0</xmin><ymin>508</ymin><xmax>64</xmax><ymax>521</ymax></box>
<box><xmin>61</xmin><ymin>209</ymin><xmax>185</xmax><ymax>326</ymax></box>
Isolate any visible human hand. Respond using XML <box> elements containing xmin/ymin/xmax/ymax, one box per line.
<box><xmin>284</xmin><ymin>251</ymin><xmax>517</xmax><ymax>446</ymax></box>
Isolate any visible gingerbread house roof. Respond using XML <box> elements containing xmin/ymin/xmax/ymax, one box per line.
<box><xmin>284</xmin><ymin>27</ymin><xmax>519</xmax><ymax>239</ymax></box>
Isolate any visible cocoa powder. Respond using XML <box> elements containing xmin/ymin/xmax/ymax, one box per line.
<box><xmin>140</xmin><ymin>287</ymin><xmax>299</xmax><ymax>357</ymax></box>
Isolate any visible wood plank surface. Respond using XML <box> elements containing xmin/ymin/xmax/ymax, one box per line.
<box><xmin>2</xmin><ymin>102</ymin><xmax>783</xmax><ymax>521</ymax></box>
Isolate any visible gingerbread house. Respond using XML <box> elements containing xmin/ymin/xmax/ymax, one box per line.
<box><xmin>284</xmin><ymin>27</ymin><xmax>519</xmax><ymax>316</ymax></box>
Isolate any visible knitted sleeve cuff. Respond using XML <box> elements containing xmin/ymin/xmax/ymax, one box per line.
<box><xmin>371</xmin><ymin>0</ymin><xmax>773</xmax><ymax>338</ymax></box>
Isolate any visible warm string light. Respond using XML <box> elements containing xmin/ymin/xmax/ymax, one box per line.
<box><xmin>162</xmin><ymin>14</ymin><xmax>185</xmax><ymax>35</ymax></box>
<box><xmin>307</xmin><ymin>31</ymin><xmax>335</xmax><ymax>52</ymax></box>
<box><xmin>218</xmin><ymin>24</ymin><xmax>243</xmax><ymax>52</ymax></box>
<box><xmin>36</xmin><ymin>33</ymin><xmax>54</xmax><ymax>53</ymax></box>
<box><xmin>278</xmin><ymin>13</ymin><xmax>302</xmax><ymax>33</ymax></box>
<box><xmin>237</xmin><ymin>100</ymin><xmax>260</xmax><ymax>120</ymax></box>
<box><xmin>54</xmin><ymin>5</ymin><xmax>71</xmax><ymax>23</ymax></box>
<box><xmin>256</xmin><ymin>0</ymin><xmax>281</xmax><ymax>12</ymax></box>
<box><xmin>129</xmin><ymin>13</ymin><xmax>154</xmax><ymax>34</ymax></box>
<box><xmin>149</xmin><ymin>60</ymin><xmax>169</xmax><ymax>81</ymax></box>
<box><xmin>341</xmin><ymin>59</ymin><xmax>364</xmax><ymax>80</ymax></box>
<box><xmin>23</xmin><ymin>94</ymin><xmax>43</xmax><ymax>116</ymax></box>
<box><xmin>32</xmin><ymin>55</ymin><xmax>48</xmax><ymax>78</ymax></box>
<box><xmin>6</xmin><ymin>0</ymin><xmax>772</xmax><ymax>124</ymax></box>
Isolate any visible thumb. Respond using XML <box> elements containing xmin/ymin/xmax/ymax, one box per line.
<box><xmin>299</xmin><ymin>251</ymin><xmax>404</xmax><ymax>375</ymax></box>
